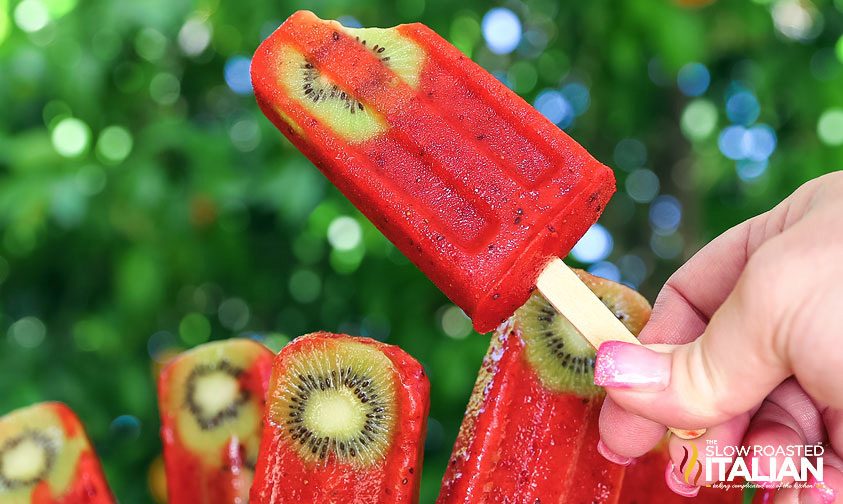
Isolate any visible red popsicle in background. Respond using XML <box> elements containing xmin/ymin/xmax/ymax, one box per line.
<box><xmin>157</xmin><ymin>339</ymin><xmax>273</xmax><ymax>503</ymax></box>
<box><xmin>0</xmin><ymin>402</ymin><xmax>114</xmax><ymax>503</ymax></box>
<box><xmin>250</xmin><ymin>332</ymin><xmax>429</xmax><ymax>503</ymax></box>
<box><xmin>438</xmin><ymin>271</ymin><xmax>650</xmax><ymax>503</ymax></box>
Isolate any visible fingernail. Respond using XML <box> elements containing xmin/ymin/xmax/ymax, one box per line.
<box><xmin>594</xmin><ymin>341</ymin><xmax>671</xmax><ymax>391</ymax></box>
<box><xmin>597</xmin><ymin>440</ymin><xmax>633</xmax><ymax>466</ymax></box>
<box><xmin>664</xmin><ymin>461</ymin><xmax>700</xmax><ymax>497</ymax></box>
<box><xmin>802</xmin><ymin>476</ymin><xmax>838</xmax><ymax>504</ymax></box>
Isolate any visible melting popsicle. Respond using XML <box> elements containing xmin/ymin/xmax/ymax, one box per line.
<box><xmin>157</xmin><ymin>339</ymin><xmax>274</xmax><ymax>503</ymax></box>
<box><xmin>250</xmin><ymin>332</ymin><xmax>429</xmax><ymax>503</ymax></box>
<box><xmin>252</xmin><ymin>11</ymin><xmax>703</xmax><ymax>440</ymax></box>
<box><xmin>438</xmin><ymin>270</ymin><xmax>649</xmax><ymax>503</ymax></box>
<box><xmin>0</xmin><ymin>402</ymin><xmax>114</xmax><ymax>503</ymax></box>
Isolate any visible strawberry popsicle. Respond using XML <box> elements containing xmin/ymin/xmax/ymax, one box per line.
<box><xmin>157</xmin><ymin>339</ymin><xmax>274</xmax><ymax>503</ymax></box>
<box><xmin>0</xmin><ymin>402</ymin><xmax>114</xmax><ymax>503</ymax></box>
<box><xmin>251</xmin><ymin>11</ymin><xmax>615</xmax><ymax>334</ymax></box>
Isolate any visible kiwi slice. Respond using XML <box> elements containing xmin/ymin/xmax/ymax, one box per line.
<box><xmin>0</xmin><ymin>403</ymin><xmax>86</xmax><ymax>499</ymax></box>
<box><xmin>276</xmin><ymin>23</ymin><xmax>424</xmax><ymax>142</ymax></box>
<box><xmin>269</xmin><ymin>339</ymin><xmax>397</xmax><ymax>468</ymax></box>
<box><xmin>161</xmin><ymin>339</ymin><xmax>270</xmax><ymax>466</ymax></box>
<box><xmin>515</xmin><ymin>269</ymin><xmax>652</xmax><ymax>396</ymax></box>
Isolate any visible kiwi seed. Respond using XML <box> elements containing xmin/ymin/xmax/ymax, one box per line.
<box><xmin>184</xmin><ymin>359</ymin><xmax>249</xmax><ymax>431</ymax></box>
<box><xmin>0</xmin><ymin>431</ymin><xmax>57</xmax><ymax>489</ymax></box>
<box><xmin>272</xmin><ymin>343</ymin><xmax>396</xmax><ymax>467</ymax></box>
<box><xmin>515</xmin><ymin>271</ymin><xmax>651</xmax><ymax>396</ymax></box>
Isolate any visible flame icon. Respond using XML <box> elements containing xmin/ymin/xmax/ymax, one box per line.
<box><xmin>679</xmin><ymin>442</ymin><xmax>703</xmax><ymax>485</ymax></box>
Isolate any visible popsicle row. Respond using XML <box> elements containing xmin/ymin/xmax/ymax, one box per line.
<box><xmin>0</xmin><ymin>272</ymin><xmax>741</xmax><ymax>503</ymax></box>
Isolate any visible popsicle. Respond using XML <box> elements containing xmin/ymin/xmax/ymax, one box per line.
<box><xmin>619</xmin><ymin>439</ymin><xmax>743</xmax><ymax>504</ymax></box>
<box><xmin>250</xmin><ymin>332</ymin><xmax>429</xmax><ymax>503</ymax></box>
<box><xmin>438</xmin><ymin>270</ymin><xmax>648</xmax><ymax>503</ymax></box>
<box><xmin>157</xmin><ymin>339</ymin><xmax>274</xmax><ymax>503</ymax></box>
<box><xmin>251</xmin><ymin>11</ymin><xmax>703</xmax><ymax>440</ymax></box>
<box><xmin>0</xmin><ymin>402</ymin><xmax>114</xmax><ymax>503</ymax></box>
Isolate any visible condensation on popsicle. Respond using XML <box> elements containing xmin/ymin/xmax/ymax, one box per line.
<box><xmin>251</xmin><ymin>11</ymin><xmax>615</xmax><ymax>333</ymax></box>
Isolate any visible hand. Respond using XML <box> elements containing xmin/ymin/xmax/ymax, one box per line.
<box><xmin>593</xmin><ymin>171</ymin><xmax>843</xmax><ymax>502</ymax></box>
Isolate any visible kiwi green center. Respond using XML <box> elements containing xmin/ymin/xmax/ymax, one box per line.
<box><xmin>276</xmin><ymin>25</ymin><xmax>424</xmax><ymax>143</ymax></box>
<box><xmin>271</xmin><ymin>342</ymin><xmax>396</xmax><ymax>468</ymax></box>
<box><xmin>0</xmin><ymin>431</ymin><xmax>56</xmax><ymax>489</ymax></box>
<box><xmin>302</xmin><ymin>388</ymin><xmax>367</xmax><ymax>438</ymax></box>
<box><xmin>516</xmin><ymin>294</ymin><xmax>602</xmax><ymax>396</ymax></box>
<box><xmin>184</xmin><ymin>360</ymin><xmax>249</xmax><ymax>431</ymax></box>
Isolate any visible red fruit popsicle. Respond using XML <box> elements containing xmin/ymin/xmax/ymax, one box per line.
<box><xmin>250</xmin><ymin>332</ymin><xmax>429</xmax><ymax>503</ymax></box>
<box><xmin>0</xmin><ymin>402</ymin><xmax>114</xmax><ymax>503</ymax></box>
<box><xmin>438</xmin><ymin>271</ymin><xmax>650</xmax><ymax>503</ymax></box>
<box><xmin>252</xmin><ymin>11</ymin><xmax>703</xmax><ymax>441</ymax></box>
<box><xmin>251</xmin><ymin>11</ymin><xmax>614</xmax><ymax>334</ymax></box>
<box><xmin>157</xmin><ymin>339</ymin><xmax>274</xmax><ymax>503</ymax></box>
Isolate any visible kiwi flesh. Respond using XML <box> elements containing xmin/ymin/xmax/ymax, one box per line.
<box><xmin>277</xmin><ymin>23</ymin><xmax>424</xmax><ymax>142</ymax></box>
<box><xmin>162</xmin><ymin>340</ymin><xmax>268</xmax><ymax>465</ymax></box>
<box><xmin>0</xmin><ymin>403</ymin><xmax>85</xmax><ymax>499</ymax></box>
<box><xmin>269</xmin><ymin>340</ymin><xmax>396</xmax><ymax>468</ymax></box>
<box><xmin>514</xmin><ymin>269</ymin><xmax>651</xmax><ymax>396</ymax></box>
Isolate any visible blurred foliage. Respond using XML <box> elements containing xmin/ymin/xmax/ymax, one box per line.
<box><xmin>0</xmin><ymin>0</ymin><xmax>841</xmax><ymax>501</ymax></box>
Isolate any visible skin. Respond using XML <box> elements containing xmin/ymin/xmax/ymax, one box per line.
<box><xmin>597</xmin><ymin>171</ymin><xmax>843</xmax><ymax>502</ymax></box>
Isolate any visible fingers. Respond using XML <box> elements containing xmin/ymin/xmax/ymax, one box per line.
<box><xmin>596</xmin><ymin>255</ymin><xmax>792</xmax><ymax>427</ymax></box>
<box><xmin>597</xmin><ymin>397</ymin><xmax>666</xmax><ymax>459</ymax></box>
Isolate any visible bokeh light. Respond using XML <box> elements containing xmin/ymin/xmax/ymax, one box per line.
<box><xmin>737</xmin><ymin>159</ymin><xmax>769</xmax><ymax>181</ymax></box>
<box><xmin>14</xmin><ymin>0</ymin><xmax>49</xmax><ymax>33</ymax></box>
<box><xmin>726</xmin><ymin>91</ymin><xmax>760</xmax><ymax>126</ymax></box>
<box><xmin>440</xmin><ymin>305</ymin><xmax>472</xmax><ymax>339</ymax></box>
<box><xmin>327</xmin><ymin>216</ymin><xmax>363</xmax><ymax>251</ymax></box>
<box><xmin>772</xmin><ymin>0</ymin><xmax>822</xmax><ymax>41</ymax></box>
<box><xmin>179</xmin><ymin>313</ymin><xmax>210</xmax><ymax>345</ymax></box>
<box><xmin>288</xmin><ymin>268</ymin><xmax>321</xmax><ymax>303</ymax></box>
<box><xmin>218</xmin><ymin>298</ymin><xmax>250</xmax><ymax>331</ymax></box>
<box><xmin>224</xmin><ymin>56</ymin><xmax>252</xmax><ymax>95</ymax></box>
<box><xmin>625</xmin><ymin>169</ymin><xmax>660</xmax><ymax>204</ymax></box>
<box><xmin>571</xmin><ymin>224</ymin><xmax>613</xmax><ymax>263</ymax></box>
<box><xmin>718</xmin><ymin>124</ymin><xmax>777</xmax><ymax>161</ymax></box>
<box><xmin>817</xmin><ymin>108</ymin><xmax>843</xmax><ymax>146</ymax></box>
<box><xmin>96</xmin><ymin>126</ymin><xmax>133</xmax><ymax>164</ymax></box>
<box><xmin>613</xmin><ymin>138</ymin><xmax>647</xmax><ymax>171</ymax></box>
<box><xmin>649</xmin><ymin>195</ymin><xmax>683</xmax><ymax>234</ymax></box>
<box><xmin>587</xmin><ymin>261</ymin><xmax>621</xmax><ymax>282</ymax></box>
<box><xmin>134</xmin><ymin>28</ymin><xmax>167</xmax><ymax>62</ymax></box>
<box><xmin>677</xmin><ymin>62</ymin><xmax>710</xmax><ymax>96</ymax></box>
<box><xmin>534</xmin><ymin>90</ymin><xmax>574</xmax><ymax>128</ymax></box>
<box><xmin>481</xmin><ymin>7</ymin><xmax>521</xmax><ymax>55</ymax></box>
<box><xmin>561</xmin><ymin>83</ymin><xmax>590</xmax><ymax>116</ymax></box>
<box><xmin>149</xmin><ymin>72</ymin><xmax>180</xmax><ymax>105</ymax></box>
<box><xmin>681</xmin><ymin>99</ymin><xmax>718</xmax><ymax>141</ymax></box>
<box><xmin>51</xmin><ymin>117</ymin><xmax>91</xmax><ymax>158</ymax></box>
<box><xmin>7</xmin><ymin>316</ymin><xmax>47</xmax><ymax>349</ymax></box>
<box><xmin>178</xmin><ymin>17</ymin><xmax>212</xmax><ymax>57</ymax></box>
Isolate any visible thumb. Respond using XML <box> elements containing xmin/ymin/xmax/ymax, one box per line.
<box><xmin>594</xmin><ymin>254</ymin><xmax>791</xmax><ymax>429</ymax></box>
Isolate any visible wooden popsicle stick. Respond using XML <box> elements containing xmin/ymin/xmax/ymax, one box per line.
<box><xmin>536</xmin><ymin>258</ymin><xmax>705</xmax><ymax>441</ymax></box>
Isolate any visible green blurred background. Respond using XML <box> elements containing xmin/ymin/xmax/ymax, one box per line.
<box><xmin>1</xmin><ymin>0</ymin><xmax>842</xmax><ymax>501</ymax></box>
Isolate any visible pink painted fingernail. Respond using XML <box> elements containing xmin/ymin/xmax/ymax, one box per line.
<box><xmin>802</xmin><ymin>476</ymin><xmax>838</xmax><ymax>504</ymax></box>
<box><xmin>597</xmin><ymin>440</ymin><xmax>633</xmax><ymax>466</ymax></box>
<box><xmin>665</xmin><ymin>461</ymin><xmax>700</xmax><ymax>497</ymax></box>
<box><xmin>753</xmin><ymin>489</ymin><xmax>775</xmax><ymax>504</ymax></box>
<box><xmin>594</xmin><ymin>341</ymin><xmax>671</xmax><ymax>391</ymax></box>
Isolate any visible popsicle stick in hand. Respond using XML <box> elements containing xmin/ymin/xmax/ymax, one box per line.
<box><xmin>536</xmin><ymin>258</ymin><xmax>705</xmax><ymax>441</ymax></box>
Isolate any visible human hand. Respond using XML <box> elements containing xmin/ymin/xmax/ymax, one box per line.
<box><xmin>593</xmin><ymin>171</ymin><xmax>843</xmax><ymax>502</ymax></box>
